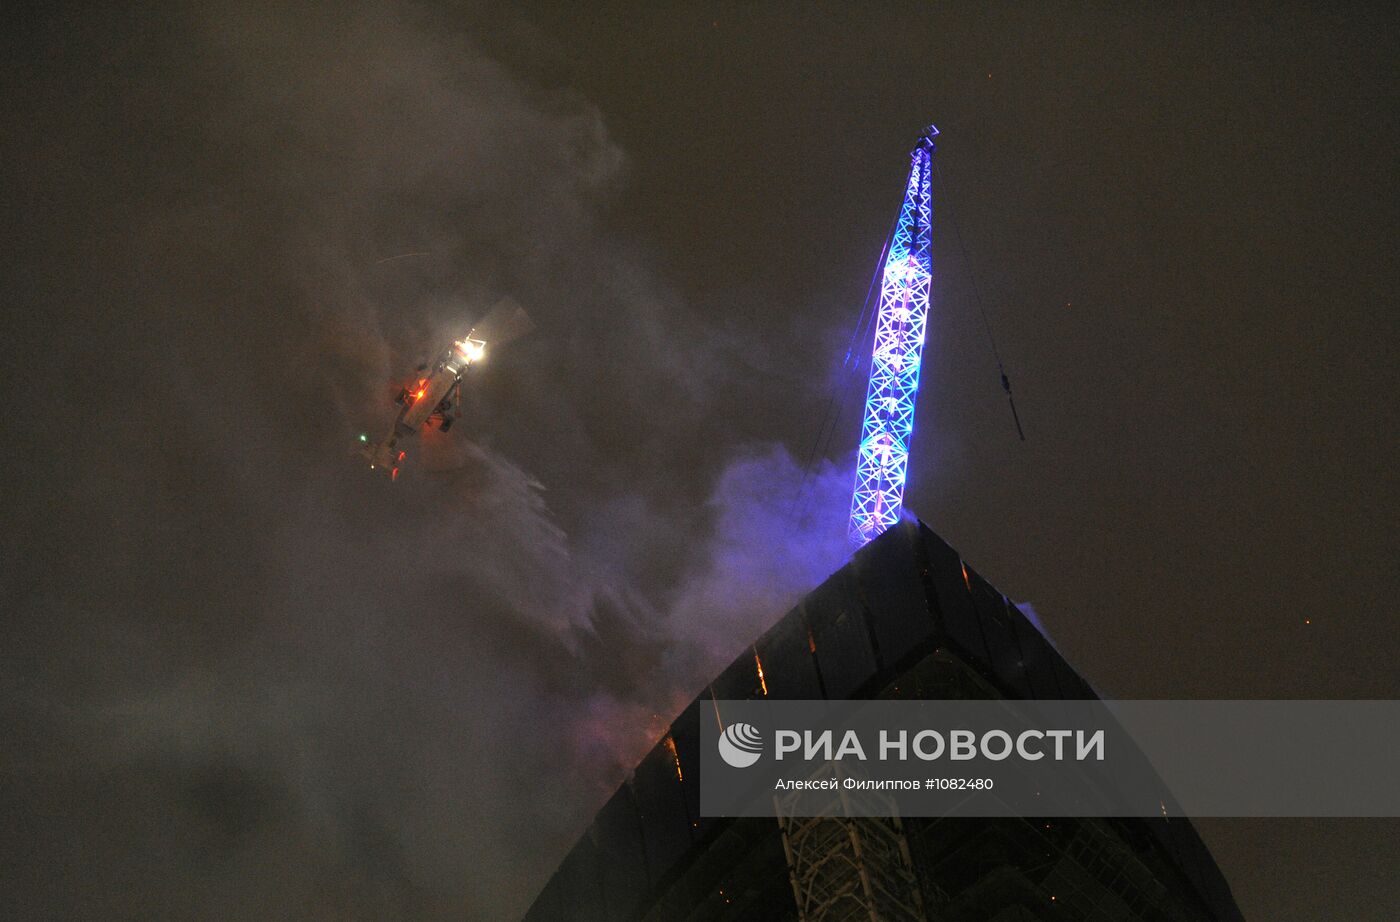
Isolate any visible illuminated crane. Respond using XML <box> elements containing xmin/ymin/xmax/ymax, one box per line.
<box><xmin>849</xmin><ymin>125</ymin><xmax>938</xmax><ymax>547</ymax></box>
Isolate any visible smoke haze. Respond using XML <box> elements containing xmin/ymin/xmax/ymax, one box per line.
<box><xmin>2</xmin><ymin>3</ymin><xmax>848</xmax><ymax>917</ymax></box>
<box><xmin>7</xmin><ymin>3</ymin><xmax>1397</xmax><ymax>920</ymax></box>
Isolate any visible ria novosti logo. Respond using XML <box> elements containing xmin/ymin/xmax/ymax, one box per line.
<box><xmin>717</xmin><ymin>723</ymin><xmax>764</xmax><ymax>768</ymax></box>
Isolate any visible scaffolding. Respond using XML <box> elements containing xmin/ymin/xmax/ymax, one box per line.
<box><xmin>775</xmin><ymin>762</ymin><xmax>935</xmax><ymax>922</ymax></box>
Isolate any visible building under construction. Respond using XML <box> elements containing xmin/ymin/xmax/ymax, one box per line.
<box><xmin>522</xmin><ymin>520</ymin><xmax>1243</xmax><ymax>921</ymax></box>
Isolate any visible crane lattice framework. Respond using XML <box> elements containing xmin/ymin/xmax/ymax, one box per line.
<box><xmin>849</xmin><ymin>126</ymin><xmax>938</xmax><ymax>548</ymax></box>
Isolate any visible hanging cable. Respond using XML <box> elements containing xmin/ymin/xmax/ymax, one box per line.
<box><xmin>933</xmin><ymin>160</ymin><xmax>1026</xmax><ymax>441</ymax></box>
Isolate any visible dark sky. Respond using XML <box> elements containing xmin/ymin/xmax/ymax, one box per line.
<box><xmin>3</xmin><ymin>2</ymin><xmax>1397</xmax><ymax>920</ymax></box>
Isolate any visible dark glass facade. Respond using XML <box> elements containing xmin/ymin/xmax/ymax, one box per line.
<box><xmin>524</xmin><ymin>520</ymin><xmax>1243</xmax><ymax>921</ymax></box>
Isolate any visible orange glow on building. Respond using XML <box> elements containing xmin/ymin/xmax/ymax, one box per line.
<box><xmin>753</xmin><ymin>649</ymin><xmax>768</xmax><ymax>696</ymax></box>
<box><xmin>961</xmin><ymin>561</ymin><xmax>971</xmax><ymax>591</ymax></box>
<box><xmin>663</xmin><ymin>735</ymin><xmax>683</xmax><ymax>782</ymax></box>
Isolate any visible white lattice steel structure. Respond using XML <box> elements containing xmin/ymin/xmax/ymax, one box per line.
<box><xmin>849</xmin><ymin>126</ymin><xmax>938</xmax><ymax>548</ymax></box>
<box><xmin>776</xmin><ymin>762</ymin><xmax>931</xmax><ymax>922</ymax></box>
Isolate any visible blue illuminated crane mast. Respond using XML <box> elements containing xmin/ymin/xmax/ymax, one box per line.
<box><xmin>849</xmin><ymin>125</ymin><xmax>938</xmax><ymax>548</ymax></box>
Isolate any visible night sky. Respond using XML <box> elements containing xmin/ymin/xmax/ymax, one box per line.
<box><xmin>3</xmin><ymin>3</ymin><xmax>1397</xmax><ymax>920</ymax></box>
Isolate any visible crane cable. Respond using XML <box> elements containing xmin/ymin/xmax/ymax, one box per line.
<box><xmin>933</xmin><ymin>160</ymin><xmax>1026</xmax><ymax>441</ymax></box>
<box><xmin>789</xmin><ymin>152</ymin><xmax>1029</xmax><ymax>529</ymax></box>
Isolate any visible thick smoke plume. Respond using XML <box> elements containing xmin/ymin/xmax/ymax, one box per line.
<box><xmin>2</xmin><ymin>3</ymin><xmax>848</xmax><ymax>918</ymax></box>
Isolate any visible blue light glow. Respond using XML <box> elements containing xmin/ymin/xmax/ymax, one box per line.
<box><xmin>849</xmin><ymin>127</ymin><xmax>937</xmax><ymax>547</ymax></box>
